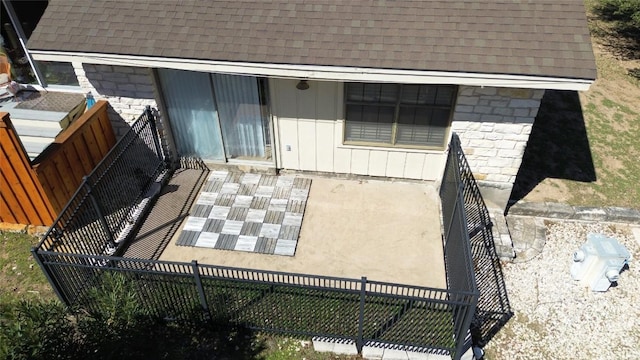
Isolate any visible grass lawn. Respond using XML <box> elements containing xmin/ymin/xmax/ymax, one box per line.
<box><xmin>0</xmin><ymin>230</ymin><xmax>360</xmax><ymax>359</ymax></box>
<box><xmin>0</xmin><ymin>231</ymin><xmax>54</xmax><ymax>304</ymax></box>
<box><xmin>516</xmin><ymin>1</ymin><xmax>640</xmax><ymax>208</ymax></box>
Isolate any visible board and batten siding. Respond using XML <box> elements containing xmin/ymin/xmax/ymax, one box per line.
<box><xmin>270</xmin><ymin>79</ymin><xmax>446</xmax><ymax>180</ymax></box>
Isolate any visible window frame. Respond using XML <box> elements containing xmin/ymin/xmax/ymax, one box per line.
<box><xmin>343</xmin><ymin>83</ymin><xmax>458</xmax><ymax>150</ymax></box>
<box><xmin>2</xmin><ymin>0</ymin><xmax>80</xmax><ymax>89</ymax></box>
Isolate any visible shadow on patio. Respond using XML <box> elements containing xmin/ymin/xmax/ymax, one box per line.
<box><xmin>123</xmin><ymin>164</ymin><xmax>447</xmax><ymax>289</ymax></box>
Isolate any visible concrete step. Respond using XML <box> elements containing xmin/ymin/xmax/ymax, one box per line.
<box><xmin>18</xmin><ymin>135</ymin><xmax>55</xmax><ymax>159</ymax></box>
<box><xmin>505</xmin><ymin>214</ymin><xmax>547</xmax><ymax>262</ymax></box>
<box><xmin>1</xmin><ymin>107</ymin><xmax>68</xmax><ymax>123</ymax></box>
<box><xmin>11</xmin><ymin>118</ymin><xmax>62</xmax><ymax>138</ymax></box>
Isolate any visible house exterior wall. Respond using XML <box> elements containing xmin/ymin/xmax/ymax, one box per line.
<box><xmin>69</xmin><ymin>65</ymin><xmax>543</xmax><ymax>207</ymax></box>
<box><xmin>271</xmin><ymin>80</ymin><xmax>544</xmax><ymax>195</ymax></box>
<box><xmin>451</xmin><ymin>86</ymin><xmax>544</xmax><ymax>207</ymax></box>
<box><xmin>72</xmin><ymin>63</ymin><xmax>158</xmax><ymax>137</ymax></box>
<box><xmin>270</xmin><ymin>79</ymin><xmax>445</xmax><ymax>180</ymax></box>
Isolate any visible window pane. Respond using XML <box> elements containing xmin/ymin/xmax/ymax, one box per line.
<box><xmin>396</xmin><ymin>107</ymin><xmax>450</xmax><ymax>147</ymax></box>
<box><xmin>400</xmin><ymin>85</ymin><xmax>437</xmax><ymax>105</ymax></box>
<box><xmin>212</xmin><ymin>73</ymin><xmax>267</xmax><ymax>159</ymax></box>
<box><xmin>35</xmin><ymin>61</ymin><xmax>79</xmax><ymax>86</ymax></box>
<box><xmin>346</xmin><ymin>83</ymin><xmax>398</xmax><ymax>104</ymax></box>
<box><xmin>345</xmin><ymin>104</ymin><xmax>393</xmax><ymax>143</ymax></box>
<box><xmin>435</xmin><ymin>85</ymin><xmax>456</xmax><ymax>105</ymax></box>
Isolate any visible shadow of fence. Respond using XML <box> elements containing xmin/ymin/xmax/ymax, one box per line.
<box><xmin>469</xmin><ymin>228</ymin><xmax>513</xmax><ymax>347</ymax></box>
<box><xmin>121</xmin><ymin>158</ymin><xmax>210</xmax><ymax>260</ymax></box>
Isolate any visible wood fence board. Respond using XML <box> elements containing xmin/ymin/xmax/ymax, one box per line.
<box><xmin>0</xmin><ymin>145</ymin><xmax>42</xmax><ymax>224</ymax></box>
<box><xmin>0</xmin><ymin>170</ymin><xmax>25</xmax><ymax>224</ymax></box>
<box><xmin>0</xmin><ymin>192</ymin><xmax>18</xmax><ymax>224</ymax></box>
<box><xmin>1</xmin><ymin>101</ymin><xmax>116</xmax><ymax>226</ymax></box>
<box><xmin>99</xmin><ymin>111</ymin><xmax>117</xmax><ymax>149</ymax></box>
<box><xmin>61</xmin><ymin>145</ymin><xmax>83</xmax><ymax>191</ymax></box>
<box><xmin>0</xmin><ymin>123</ymin><xmax>47</xmax><ymax>224</ymax></box>
<box><xmin>90</xmin><ymin>118</ymin><xmax>110</xmax><ymax>156</ymax></box>
<box><xmin>36</xmin><ymin>163</ymin><xmax>65</xmax><ymax>213</ymax></box>
<box><xmin>73</xmin><ymin>135</ymin><xmax>94</xmax><ymax>174</ymax></box>
<box><xmin>82</xmin><ymin>123</ymin><xmax>103</xmax><ymax>169</ymax></box>
<box><xmin>51</xmin><ymin>155</ymin><xmax>76</xmax><ymax>200</ymax></box>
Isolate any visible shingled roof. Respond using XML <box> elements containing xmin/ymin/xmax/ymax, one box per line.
<box><xmin>28</xmin><ymin>0</ymin><xmax>596</xmax><ymax>80</ymax></box>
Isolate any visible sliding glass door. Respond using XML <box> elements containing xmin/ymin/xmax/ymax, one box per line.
<box><xmin>157</xmin><ymin>69</ymin><xmax>225</xmax><ymax>160</ymax></box>
<box><xmin>157</xmin><ymin>69</ymin><xmax>270</xmax><ymax>162</ymax></box>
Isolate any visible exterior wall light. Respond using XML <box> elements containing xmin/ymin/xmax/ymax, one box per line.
<box><xmin>296</xmin><ymin>80</ymin><xmax>309</xmax><ymax>90</ymax></box>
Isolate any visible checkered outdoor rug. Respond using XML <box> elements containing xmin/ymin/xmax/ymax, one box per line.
<box><xmin>176</xmin><ymin>170</ymin><xmax>311</xmax><ymax>256</ymax></box>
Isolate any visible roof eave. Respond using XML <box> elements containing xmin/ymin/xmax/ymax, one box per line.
<box><xmin>31</xmin><ymin>50</ymin><xmax>595</xmax><ymax>91</ymax></box>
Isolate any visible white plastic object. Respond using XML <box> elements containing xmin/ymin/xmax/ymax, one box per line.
<box><xmin>570</xmin><ymin>233</ymin><xmax>631</xmax><ymax>292</ymax></box>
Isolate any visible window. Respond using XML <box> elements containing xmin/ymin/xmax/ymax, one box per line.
<box><xmin>35</xmin><ymin>61</ymin><xmax>79</xmax><ymax>86</ymax></box>
<box><xmin>344</xmin><ymin>83</ymin><xmax>456</xmax><ymax>149</ymax></box>
<box><xmin>1</xmin><ymin>0</ymin><xmax>80</xmax><ymax>88</ymax></box>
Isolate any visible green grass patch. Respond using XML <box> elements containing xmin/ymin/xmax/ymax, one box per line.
<box><xmin>564</xmin><ymin>91</ymin><xmax>640</xmax><ymax>207</ymax></box>
<box><xmin>0</xmin><ymin>231</ymin><xmax>54</xmax><ymax>303</ymax></box>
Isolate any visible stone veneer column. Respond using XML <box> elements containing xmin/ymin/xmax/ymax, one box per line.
<box><xmin>73</xmin><ymin>62</ymin><xmax>158</xmax><ymax>136</ymax></box>
<box><xmin>451</xmin><ymin>86</ymin><xmax>545</xmax><ymax>209</ymax></box>
<box><xmin>73</xmin><ymin>62</ymin><xmax>172</xmax><ymax>161</ymax></box>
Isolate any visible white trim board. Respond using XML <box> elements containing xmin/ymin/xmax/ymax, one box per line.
<box><xmin>31</xmin><ymin>50</ymin><xmax>594</xmax><ymax>91</ymax></box>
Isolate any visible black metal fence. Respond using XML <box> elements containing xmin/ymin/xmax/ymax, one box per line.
<box><xmin>33</xmin><ymin>253</ymin><xmax>476</xmax><ymax>356</ymax></box>
<box><xmin>32</xmin><ymin>124</ymin><xmax>484</xmax><ymax>359</ymax></box>
<box><xmin>35</xmin><ymin>106</ymin><xmax>168</xmax><ymax>259</ymax></box>
<box><xmin>440</xmin><ymin>134</ymin><xmax>512</xmax><ymax>346</ymax></box>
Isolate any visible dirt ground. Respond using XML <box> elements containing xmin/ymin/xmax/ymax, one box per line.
<box><xmin>511</xmin><ymin>38</ymin><xmax>640</xmax><ymax>208</ymax></box>
<box><xmin>160</xmin><ymin>176</ymin><xmax>447</xmax><ymax>289</ymax></box>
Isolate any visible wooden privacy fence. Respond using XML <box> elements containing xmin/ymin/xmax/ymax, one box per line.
<box><xmin>0</xmin><ymin>100</ymin><xmax>116</xmax><ymax>226</ymax></box>
<box><xmin>0</xmin><ymin>113</ymin><xmax>55</xmax><ymax>225</ymax></box>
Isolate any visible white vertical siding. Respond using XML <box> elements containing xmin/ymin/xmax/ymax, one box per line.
<box><xmin>315</xmin><ymin>121</ymin><xmax>335</xmax><ymax>172</ymax></box>
<box><xmin>386</xmin><ymin>152</ymin><xmax>407</xmax><ymax>178</ymax></box>
<box><xmin>405</xmin><ymin>153</ymin><xmax>426</xmax><ymax>179</ymax></box>
<box><xmin>368</xmin><ymin>150</ymin><xmax>388</xmax><ymax>177</ymax></box>
<box><xmin>270</xmin><ymin>79</ymin><xmax>446</xmax><ymax>181</ymax></box>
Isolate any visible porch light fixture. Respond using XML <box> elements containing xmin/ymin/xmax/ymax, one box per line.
<box><xmin>296</xmin><ymin>80</ymin><xmax>309</xmax><ymax>90</ymax></box>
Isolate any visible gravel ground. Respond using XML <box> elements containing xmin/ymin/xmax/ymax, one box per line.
<box><xmin>483</xmin><ymin>220</ymin><xmax>640</xmax><ymax>360</ymax></box>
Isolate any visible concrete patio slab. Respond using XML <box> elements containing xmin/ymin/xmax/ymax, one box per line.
<box><xmin>160</xmin><ymin>176</ymin><xmax>446</xmax><ymax>289</ymax></box>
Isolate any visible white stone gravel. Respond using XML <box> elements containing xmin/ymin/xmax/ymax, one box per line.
<box><xmin>483</xmin><ymin>220</ymin><xmax>640</xmax><ymax>360</ymax></box>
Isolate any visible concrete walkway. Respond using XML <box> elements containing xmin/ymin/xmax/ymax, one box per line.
<box><xmin>493</xmin><ymin>201</ymin><xmax>640</xmax><ymax>262</ymax></box>
<box><xmin>161</xmin><ymin>176</ymin><xmax>447</xmax><ymax>289</ymax></box>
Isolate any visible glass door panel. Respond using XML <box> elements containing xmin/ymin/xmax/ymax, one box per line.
<box><xmin>212</xmin><ymin>74</ymin><xmax>267</xmax><ymax>160</ymax></box>
<box><xmin>157</xmin><ymin>69</ymin><xmax>225</xmax><ymax>161</ymax></box>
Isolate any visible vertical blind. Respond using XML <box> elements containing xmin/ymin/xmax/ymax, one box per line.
<box><xmin>158</xmin><ymin>69</ymin><xmax>267</xmax><ymax>161</ymax></box>
<box><xmin>213</xmin><ymin>73</ymin><xmax>266</xmax><ymax>159</ymax></box>
<box><xmin>157</xmin><ymin>68</ymin><xmax>225</xmax><ymax>160</ymax></box>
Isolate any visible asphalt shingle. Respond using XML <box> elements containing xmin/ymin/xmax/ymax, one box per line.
<box><xmin>28</xmin><ymin>0</ymin><xmax>596</xmax><ymax>80</ymax></box>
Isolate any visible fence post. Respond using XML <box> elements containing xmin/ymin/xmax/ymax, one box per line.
<box><xmin>453</xmin><ymin>298</ymin><xmax>477</xmax><ymax>360</ymax></box>
<box><xmin>83</xmin><ymin>177</ymin><xmax>115</xmax><ymax>253</ymax></box>
<box><xmin>357</xmin><ymin>276</ymin><xmax>367</xmax><ymax>354</ymax></box>
<box><xmin>30</xmin><ymin>248</ymin><xmax>69</xmax><ymax>305</ymax></box>
<box><xmin>146</xmin><ymin>106</ymin><xmax>164</xmax><ymax>161</ymax></box>
<box><xmin>192</xmin><ymin>260</ymin><xmax>210</xmax><ymax>319</ymax></box>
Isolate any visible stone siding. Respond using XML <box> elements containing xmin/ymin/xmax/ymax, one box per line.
<box><xmin>73</xmin><ymin>63</ymin><xmax>158</xmax><ymax>137</ymax></box>
<box><xmin>452</xmin><ymin>86</ymin><xmax>544</xmax><ymax>192</ymax></box>
<box><xmin>73</xmin><ymin>63</ymin><xmax>174</xmax><ymax>161</ymax></box>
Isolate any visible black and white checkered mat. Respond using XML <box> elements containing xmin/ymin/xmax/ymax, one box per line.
<box><xmin>176</xmin><ymin>171</ymin><xmax>311</xmax><ymax>256</ymax></box>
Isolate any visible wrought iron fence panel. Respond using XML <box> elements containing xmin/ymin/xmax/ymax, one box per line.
<box><xmin>31</xmin><ymin>251</ymin><xmax>479</xmax><ymax>356</ymax></box>
<box><xmin>36</xmin><ymin>107</ymin><xmax>167</xmax><ymax>257</ymax></box>
<box><xmin>198</xmin><ymin>263</ymin><xmax>362</xmax><ymax>290</ymax></box>
<box><xmin>32</xmin><ymin>128</ymin><xmax>491</xmax><ymax>359</ymax></box>
<box><xmin>34</xmin><ymin>251</ymin><xmax>103</xmax><ymax>305</ymax></box>
<box><xmin>440</xmin><ymin>133</ymin><xmax>512</xmax><ymax>349</ymax></box>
